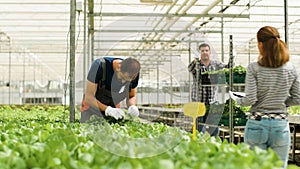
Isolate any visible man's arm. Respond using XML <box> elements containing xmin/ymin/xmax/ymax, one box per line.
<box><xmin>84</xmin><ymin>81</ymin><xmax>108</xmax><ymax>111</ymax></box>
<box><xmin>127</xmin><ymin>88</ymin><xmax>137</xmax><ymax>107</ymax></box>
<box><xmin>126</xmin><ymin>87</ymin><xmax>140</xmax><ymax>117</ymax></box>
<box><xmin>188</xmin><ymin>59</ymin><xmax>198</xmax><ymax>74</ymax></box>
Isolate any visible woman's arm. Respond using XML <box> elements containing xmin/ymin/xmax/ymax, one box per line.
<box><xmin>236</xmin><ymin>64</ymin><xmax>258</xmax><ymax>106</ymax></box>
<box><xmin>285</xmin><ymin>71</ymin><xmax>300</xmax><ymax>106</ymax></box>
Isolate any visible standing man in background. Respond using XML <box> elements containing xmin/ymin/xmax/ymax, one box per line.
<box><xmin>188</xmin><ymin>43</ymin><xmax>229</xmax><ymax>136</ymax></box>
<box><xmin>80</xmin><ymin>57</ymin><xmax>141</xmax><ymax>123</ymax></box>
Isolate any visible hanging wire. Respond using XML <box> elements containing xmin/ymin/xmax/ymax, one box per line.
<box><xmin>99</xmin><ymin>0</ymin><xmax>103</xmax><ymax>29</ymax></box>
<box><xmin>76</xmin><ymin>11</ymin><xmax>81</xmax><ymax>50</ymax></box>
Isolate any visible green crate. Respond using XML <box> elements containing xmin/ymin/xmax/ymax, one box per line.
<box><xmin>219</xmin><ymin>113</ymin><xmax>247</xmax><ymax>126</ymax></box>
<box><xmin>209</xmin><ymin>73</ymin><xmax>227</xmax><ymax>84</ymax></box>
<box><xmin>225</xmin><ymin>73</ymin><xmax>246</xmax><ymax>83</ymax></box>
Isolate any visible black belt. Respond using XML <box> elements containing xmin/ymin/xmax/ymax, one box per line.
<box><xmin>246</xmin><ymin>112</ymin><xmax>288</xmax><ymax>121</ymax></box>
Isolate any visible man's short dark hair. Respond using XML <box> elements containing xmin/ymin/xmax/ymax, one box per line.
<box><xmin>120</xmin><ymin>57</ymin><xmax>140</xmax><ymax>78</ymax></box>
<box><xmin>199</xmin><ymin>43</ymin><xmax>210</xmax><ymax>51</ymax></box>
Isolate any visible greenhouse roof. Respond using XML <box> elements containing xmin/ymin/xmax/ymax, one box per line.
<box><xmin>0</xmin><ymin>0</ymin><xmax>300</xmax><ymax>83</ymax></box>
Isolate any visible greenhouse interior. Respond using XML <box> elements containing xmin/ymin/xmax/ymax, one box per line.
<box><xmin>1</xmin><ymin>0</ymin><xmax>300</xmax><ymax>168</ymax></box>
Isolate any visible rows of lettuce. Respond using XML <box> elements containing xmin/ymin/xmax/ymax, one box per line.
<box><xmin>0</xmin><ymin>105</ymin><xmax>297</xmax><ymax>169</ymax></box>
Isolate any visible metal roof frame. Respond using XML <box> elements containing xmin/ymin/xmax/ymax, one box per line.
<box><xmin>0</xmin><ymin>0</ymin><xmax>300</xmax><ymax>82</ymax></box>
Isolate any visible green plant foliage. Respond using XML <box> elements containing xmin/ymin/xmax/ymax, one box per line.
<box><xmin>288</xmin><ymin>106</ymin><xmax>300</xmax><ymax>115</ymax></box>
<box><xmin>0</xmin><ymin>105</ymin><xmax>284</xmax><ymax>169</ymax></box>
<box><xmin>232</xmin><ymin>65</ymin><xmax>247</xmax><ymax>74</ymax></box>
<box><xmin>201</xmin><ymin>65</ymin><xmax>247</xmax><ymax>84</ymax></box>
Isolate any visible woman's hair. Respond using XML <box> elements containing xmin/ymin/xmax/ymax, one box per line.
<box><xmin>120</xmin><ymin>57</ymin><xmax>140</xmax><ymax>78</ymax></box>
<box><xmin>257</xmin><ymin>26</ymin><xmax>289</xmax><ymax>68</ymax></box>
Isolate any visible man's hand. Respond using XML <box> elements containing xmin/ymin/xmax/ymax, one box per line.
<box><xmin>128</xmin><ymin>105</ymin><xmax>139</xmax><ymax>117</ymax></box>
<box><xmin>105</xmin><ymin>106</ymin><xmax>125</xmax><ymax>120</ymax></box>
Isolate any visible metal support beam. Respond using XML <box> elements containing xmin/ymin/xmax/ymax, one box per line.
<box><xmin>284</xmin><ymin>0</ymin><xmax>289</xmax><ymax>46</ymax></box>
<box><xmin>88</xmin><ymin>0</ymin><xmax>94</xmax><ymax>61</ymax></box>
<box><xmin>229</xmin><ymin>35</ymin><xmax>234</xmax><ymax>143</ymax></box>
<box><xmin>91</xmin><ymin>12</ymin><xmax>249</xmax><ymax>18</ymax></box>
<box><xmin>94</xmin><ymin>29</ymin><xmax>221</xmax><ymax>33</ymax></box>
<box><xmin>94</xmin><ymin>39</ymin><xmax>212</xmax><ymax>43</ymax></box>
<box><xmin>95</xmin><ymin>48</ymin><xmax>190</xmax><ymax>51</ymax></box>
<box><xmin>83</xmin><ymin>0</ymin><xmax>87</xmax><ymax>93</ymax></box>
<box><xmin>69</xmin><ymin>0</ymin><xmax>76</xmax><ymax>123</ymax></box>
